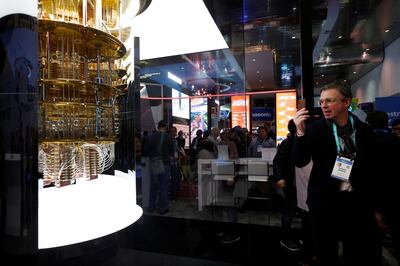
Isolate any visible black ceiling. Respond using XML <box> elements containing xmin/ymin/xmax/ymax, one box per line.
<box><xmin>139</xmin><ymin>0</ymin><xmax>400</xmax><ymax>97</ymax></box>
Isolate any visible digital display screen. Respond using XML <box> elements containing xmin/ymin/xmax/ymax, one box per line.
<box><xmin>190</xmin><ymin>98</ymin><xmax>208</xmax><ymax>140</ymax></box>
<box><xmin>172</xmin><ymin>89</ymin><xmax>190</xmax><ymax>119</ymax></box>
<box><xmin>220</xmin><ymin>105</ymin><xmax>231</xmax><ymax>120</ymax></box>
<box><xmin>280</xmin><ymin>63</ymin><xmax>293</xmax><ymax>87</ymax></box>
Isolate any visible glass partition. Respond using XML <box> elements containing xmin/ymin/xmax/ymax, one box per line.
<box><xmin>136</xmin><ymin>0</ymin><xmax>302</xmax><ymax>232</ymax></box>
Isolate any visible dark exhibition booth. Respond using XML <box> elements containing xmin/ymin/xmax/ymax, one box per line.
<box><xmin>1</xmin><ymin>0</ymin><xmax>400</xmax><ymax>265</ymax></box>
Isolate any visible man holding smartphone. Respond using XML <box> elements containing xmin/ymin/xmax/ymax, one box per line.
<box><xmin>293</xmin><ymin>81</ymin><xmax>382</xmax><ymax>265</ymax></box>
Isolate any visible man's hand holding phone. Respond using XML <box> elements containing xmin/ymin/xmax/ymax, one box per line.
<box><xmin>293</xmin><ymin>108</ymin><xmax>310</xmax><ymax>137</ymax></box>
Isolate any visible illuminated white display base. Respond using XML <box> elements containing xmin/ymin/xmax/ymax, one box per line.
<box><xmin>39</xmin><ymin>172</ymin><xmax>142</xmax><ymax>249</ymax></box>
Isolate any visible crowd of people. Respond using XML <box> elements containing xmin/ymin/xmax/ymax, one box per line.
<box><xmin>135</xmin><ymin>80</ymin><xmax>400</xmax><ymax>265</ymax></box>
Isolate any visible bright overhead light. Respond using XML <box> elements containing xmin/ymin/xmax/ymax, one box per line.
<box><xmin>338</xmin><ymin>35</ymin><xmax>343</xmax><ymax>39</ymax></box>
<box><xmin>131</xmin><ymin>0</ymin><xmax>228</xmax><ymax>60</ymax></box>
<box><xmin>291</xmin><ymin>36</ymin><xmax>296</xmax><ymax>39</ymax></box>
<box><xmin>0</xmin><ymin>0</ymin><xmax>37</xmax><ymax>17</ymax></box>
<box><xmin>362</xmin><ymin>51</ymin><xmax>368</xmax><ymax>59</ymax></box>
<box><xmin>353</xmin><ymin>71</ymin><xmax>357</xmax><ymax>74</ymax></box>
<box><xmin>326</xmin><ymin>56</ymin><xmax>331</xmax><ymax>63</ymax></box>
<box><xmin>168</xmin><ymin>72</ymin><xmax>182</xmax><ymax>85</ymax></box>
<box><xmin>385</xmin><ymin>29</ymin><xmax>390</xmax><ymax>33</ymax></box>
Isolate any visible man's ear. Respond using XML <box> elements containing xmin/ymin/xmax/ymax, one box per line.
<box><xmin>344</xmin><ymin>98</ymin><xmax>351</xmax><ymax>108</ymax></box>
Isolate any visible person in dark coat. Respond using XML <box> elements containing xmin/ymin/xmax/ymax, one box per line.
<box><xmin>177</xmin><ymin>130</ymin><xmax>186</xmax><ymax>150</ymax></box>
<box><xmin>392</xmin><ymin>118</ymin><xmax>400</xmax><ymax>138</ymax></box>
<box><xmin>273</xmin><ymin>119</ymin><xmax>302</xmax><ymax>251</ymax></box>
<box><xmin>145</xmin><ymin>120</ymin><xmax>174</xmax><ymax>214</ymax></box>
<box><xmin>293</xmin><ymin>81</ymin><xmax>382</xmax><ymax>266</ymax></box>
<box><xmin>366</xmin><ymin>110</ymin><xmax>400</xmax><ymax>263</ymax></box>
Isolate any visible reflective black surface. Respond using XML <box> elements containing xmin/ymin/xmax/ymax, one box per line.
<box><xmin>0</xmin><ymin>14</ymin><xmax>39</xmax><ymax>255</ymax></box>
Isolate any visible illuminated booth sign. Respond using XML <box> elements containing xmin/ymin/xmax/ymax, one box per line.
<box><xmin>252</xmin><ymin>107</ymin><xmax>274</xmax><ymax>121</ymax></box>
<box><xmin>231</xmin><ymin>95</ymin><xmax>250</xmax><ymax>129</ymax></box>
<box><xmin>276</xmin><ymin>92</ymin><xmax>297</xmax><ymax>143</ymax></box>
<box><xmin>375</xmin><ymin>96</ymin><xmax>400</xmax><ymax>126</ymax></box>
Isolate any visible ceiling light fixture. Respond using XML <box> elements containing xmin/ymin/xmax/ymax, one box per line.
<box><xmin>362</xmin><ymin>51</ymin><xmax>368</xmax><ymax>59</ymax></box>
<box><xmin>167</xmin><ymin>72</ymin><xmax>182</xmax><ymax>85</ymax></box>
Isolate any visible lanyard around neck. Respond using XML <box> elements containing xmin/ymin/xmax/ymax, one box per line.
<box><xmin>332</xmin><ymin>115</ymin><xmax>356</xmax><ymax>155</ymax></box>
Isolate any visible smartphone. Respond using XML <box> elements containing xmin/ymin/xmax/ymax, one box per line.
<box><xmin>297</xmin><ymin>99</ymin><xmax>306</xmax><ymax>110</ymax></box>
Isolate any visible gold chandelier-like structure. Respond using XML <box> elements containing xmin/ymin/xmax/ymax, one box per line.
<box><xmin>37</xmin><ymin>0</ymin><xmax>127</xmax><ymax>187</ymax></box>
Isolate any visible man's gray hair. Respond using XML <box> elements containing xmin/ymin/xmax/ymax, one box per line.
<box><xmin>320</xmin><ymin>80</ymin><xmax>352</xmax><ymax>99</ymax></box>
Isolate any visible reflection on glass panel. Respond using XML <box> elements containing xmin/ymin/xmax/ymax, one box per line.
<box><xmin>136</xmin><ymin>0</ymin><xmax>302</xmax><ymax>247</ymax></box>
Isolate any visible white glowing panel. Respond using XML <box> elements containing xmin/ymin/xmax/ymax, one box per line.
<box><xmin>39</xmin><ymin>172</ymin><xmax>142</xmax><ymax>249</ymax></box>
<box><xmin>131</xmin><ymin>0</ymin><xmax>228</xmax><ymax>60</ymax></box>
<box><xmin>172</xmin><ymin>89</ymin><xmax>190</xmax><ymax>119</ymax></box>
<box><xmin>0</xmin><ymin>0</ymin><xmax>37</xmax><ymax>18</ymax></box>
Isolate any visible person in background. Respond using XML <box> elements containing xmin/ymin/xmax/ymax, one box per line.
<box><xmin>207</xmin><ymin>127</ymin><xmax>220</xmax><ymax>157</ymax></box>
<box><xmin>273</xmin><ymin>119</ymin><xmax>301</xmax><ymax>252</ymax></box>
<box><xmin>196</xmin><ymin>139</ymin><xmax>216</xmax><ymax>160</ymax></box>
<box><xmin>134</xmin><ymin>132</ymin><xmax>142</xmax><ymax>162</ymax></box>
<box><xmin>198</xmin><ymin>136</ymin><xmax>240</xmax><ymax>244</ymax></box>
<box><xmin>190</xmin><ymin>129</ymin><xmax>203</xmax><ymax>165</ymax></box>
<box><xmin>169</xmin><ymin>126</ymin><xmax>181</xmax><ymax>200</ymax></box>
<box><xmin>391</xmin><ymin>118</ymin><xmax>400</xmax><ymax>138</ymax></box>
<box><xmin>177</xmin><ymin>130</ymin><xmax>186</xmax><ymax>151</ymax></box>
<box><xmin>264</xmin><ymin>120</ymin><xmax>276</xmax><ymax>141</ymax></box>
<box><xmin>220</xmin><ymin>131</ymin><xmax>239</xmax><ymax>159</ymax></box>
<box><xmin>366</xmin><ymin>111</ymin><xmax>400</xmax><ymax>263</ymax></box>
<box><xmin>141</xmin><ymin>130</ymin><xmax>149</xmax><ymax>157</ymax></box>
<box><xmin>293</xmin><ymin>81</ymin><xmax>382</xmax><ymax>266</ymax></box>
<box><xmin>248</xmin><ymin>126</ymin><xmax>276</xmax><ymax>157</ymax></box>
<box><xmin>146</xmin><ymin>120</ymin><xmax>174</xmax><ymax>215</ymax></box>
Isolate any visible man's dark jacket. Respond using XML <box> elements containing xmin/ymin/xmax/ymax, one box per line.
<box><xmin>294</xmin><ymin>114</ymin><xmax>377</xmax><ymax>210</ymax></box>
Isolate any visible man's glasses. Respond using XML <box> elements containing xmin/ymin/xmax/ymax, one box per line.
<box><xmin>318</xmin><ymin>97</ymin><xmax>343</xmax><ymax>106</ymax></box>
